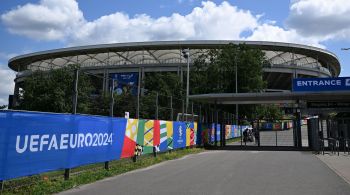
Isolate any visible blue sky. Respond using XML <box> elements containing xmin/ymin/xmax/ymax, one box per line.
<box><xmin>1</xmin><ymin>0</ymin><xmax>350</xmax><ymax>105</ymax></box>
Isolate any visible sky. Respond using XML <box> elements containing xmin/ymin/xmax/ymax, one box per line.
<box><xmin>1</xmin><ymin>0</ymin><xmax>350</xmax><ymax>106</ymax></box>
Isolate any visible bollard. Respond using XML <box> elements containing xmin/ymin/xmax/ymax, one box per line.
<box><xmin>275</xmin><ymin>130</ymin><xmax>278</xmax><ymax>146</ymax></box>
<box><xmin>133</xmin><ymin>144</ymin><xmax>143</xmax><ymax>162</ymax></box>
<box><xmin>64</xmin><ymin>169</ymin><xmax>70</xmax><ymax>180</ymax></box>
<box><xmin>104</xmin><ymin>161</ymin><xmax>109</xmax><ymax>170</ymax></box>
<box><xmin>133</xmin><ymin>145</ymin><xmax>138</xmax><ymax>162</ymax></box>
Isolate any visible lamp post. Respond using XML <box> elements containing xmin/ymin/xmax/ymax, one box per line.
<box><xmin>182</xmin><ymin>48</ymin><xmax>190</xmax><ymax>121</ymax></box>
<box><xmin>235</xmin><ymin>49</ymin><xmax>238</xmax><ymax>125</ymax></box>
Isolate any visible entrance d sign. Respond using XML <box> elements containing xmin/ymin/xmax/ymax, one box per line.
<box><xmin>292</xmin><ymin>77</ymin><xmax>350</xmax><ymax>92</ymax></box>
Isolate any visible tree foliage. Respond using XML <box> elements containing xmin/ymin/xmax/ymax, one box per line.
<box><xmin>140</xmin><ymin>72</ymin><xmax>184</xmax><ymax>119</ymax></box>
<box><xmin>191</xmin><ymin>43</ymin><xmax>266</xmax><ymax>94</ymax></box>
<box><xmin>15</xmin><ymin>44</ymin><xmax>283</xmax><ymax>120</ymax></box>
<box><xmin>0</xmin><ymin>105</ymin><xmax>7</xmax><ymax>110</ymax></box>
<box><xmin>17</xmin><ymin>65</ymin><xmax>94</xmax><ymax>113</ymax></box>
<box><xmin>191</xmin><ymin>43</ymin><xmax>281</xmax><ymax>119</ymax></box>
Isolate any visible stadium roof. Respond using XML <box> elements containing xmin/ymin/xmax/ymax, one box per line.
<box><xmin>8</xmin><ymin>40</ymin><xmax>341</xmax><ymax>76</ymax></box>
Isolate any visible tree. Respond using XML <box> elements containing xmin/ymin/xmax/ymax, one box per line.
<box><xmin>191</xmin><ymin>43</ymin><xmax>281</xmax><ymax>119</ymax></box>
<box><xmin>140</xmin><ymin>72</ymin><xmax>184</xmax><ymax>119</ymax></box>
<box><xmin>17</xmin><ymin>65</ymin><xmax>94</xmax><ymax>114</ymax></box>
<box><xmin>0</xmin><ymin>105</ymin><xmax>7</xmax><ymax>110</ymax></box>
<box><xmin>191</xmin><ymin>43</ymin><xmax>266</xmax><ymax>94</ymax></box>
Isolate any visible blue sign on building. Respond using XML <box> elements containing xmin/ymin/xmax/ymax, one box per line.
<box><xmin>292</xmin><ymin>77</ymin><xmax>350</xmax><ymax>92</ymax></box>
<box><xmin>110</xmin><ymin>73</ymin><xmax>139</xmax><ymax>95</ymax></box>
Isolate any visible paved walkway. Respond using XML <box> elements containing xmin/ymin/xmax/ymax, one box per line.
<box><xmin>61</xmin><ymin>151</ymin><xmax>350</xmax><ymax>195</ymax></box>
<box><xmin>317</xmin><ymin>152</ymin><xmax>350</xmax><ymax>185</ymax></box>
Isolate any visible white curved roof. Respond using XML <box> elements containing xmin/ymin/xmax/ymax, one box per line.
<box><xmin>8</xmin><ymin>40</ymin><xmax>341</xmax><ymax>76</ymax></box>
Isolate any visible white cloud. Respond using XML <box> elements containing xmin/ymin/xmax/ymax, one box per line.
<box><xmin>246</xmin><ymin>24</ymin><xmax>325</xmax><ymax>48</ymax></box>
<box><xmin>286</xmin><ymin>0</ymin><xmax>350</xmax><ymax>40</ymax></box>
<box><xmin>1</xmin><ymin>0</ymin><xmax>337</xmax><ymax>48</ymax></box>
<box><xmin>1</xmin><ymin>0</ymin><xmax>84</xmax><ymax>41</ymax></box>
<box><xmin>71</xmin><ymin>1</ymin><xmax>259</xmax><ymax>45</ymax></box>
<box><xmin>0</xmin><ymin>68</ymin><xmax>15</xmax><ymax>106</ymax></box>
<box><xmin>0</xmin><ymin>1</ymin><xmax>260</xmax><ymax>45</ymax></box>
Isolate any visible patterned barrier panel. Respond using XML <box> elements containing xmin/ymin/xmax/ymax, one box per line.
<box><xmin>159</xmin><ymin>120</ymin><xmax>168</xmax><ymax>152</ymax></box>
<box><xmin>200</xmin><ymin>124</ymin><xmax>209</xmax><ymax>145</ymax></box>
<box><xmin>225</xmin><ymin>125</ymin><xmax>232</xmax><ymax>139</ymax></box>
<box><xmin>0</xmin><ymin>110</ymin><xmax>208</xmax><ymax>180</ymax></box>
<box><xmin>0</xmin><ymin>111</ymin><xmax>126</xmax><ymax>180</ymax></box>
<box><xmin>121</xmin><ymin>119</ymin><xmax>139</xmax><ymax>158</ymax></box>
<box><xmin>173</xmin><ymin>122</ymin><xmax>186</xmax><ymax>149</ymax></box>
<box><xmin>166</xmin><ymin>121</ymin><xmax>173</xmax><ymax>150</ymax></box>
<box><xmin>216</xmin><ymin>124</ymin><xmax>221</xmax><ymax>141</ymax></box>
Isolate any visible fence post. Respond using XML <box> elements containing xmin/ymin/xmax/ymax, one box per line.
<box><xmin>72</xmin><ymin>68</ymin><xmax>79</xmax><ymax>115</ymax></box>
<box><xmin>214</xmin><ymin>102</ymin><xmax>218</xmax><ymax>147</ymax></box>
<box><xmin>0</xmin><ymin>180</ymin><xmax>4</xmax><ymax>192</ymax></box>
<box><xmin>64</xmin><ymin>169</ymin><xmax>70</xmax><ymax>181</ymax></box>
<box><xmin>199</xmin><ymin>105</ymin><xmax>202</xmax><ymax>123</ymax></box>
<box><xmin>191</xmin><ymin>102</ymin><xmax>194</xmax><ymax>122</ymax></box>
<box><xmin>104</xmin><ymin>79</ymin><xmax>115</xmax><ymax>170</ymax></box>
<box><xmin>109</xmin><ymin>79</ymin><xmax>114</xmax><ymax>117</ymax></box>
<box><xmin>153</xmin><ymin>146</ymin><xmax>157</xmax><ymax>157</ymax></box>
<box><xmin>104</xmin><ymin>161</ymin><xmax>109</xmax><ymax>170</ymax></box>
<box><xmin>170</xmin><ymin>96</ymin><xmax>173</xmax><ymax>121</ymax></box>
<box><xmin>137</xmin><ymin>68</ymin><xmax>141</xmax><ymax>118</ymax></box>
<box><xmin>65</xmin><ymin>68</ymin><xmax>79</xmax><ymax>180</ymax></box>
<box><xmin>257</xmin><ymin>120</ymin><xmax>260</xmax><ymax>147</ymax></box>
<box><xmin>155</xmin><ymin>92</ymin><xmax>159</xmax><ymax>120</ymax></box>
<box><xmin>275</xmin><ymin>130</ymin><xmax>278</xmax><ymax>146</ymax></box>
<box><xmin>182</xmin><ymin>99</ymin><xmax>185</xmax><ymax>122</ymax></box>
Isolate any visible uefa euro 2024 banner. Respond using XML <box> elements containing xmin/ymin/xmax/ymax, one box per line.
<box><xmin>0</xmin><ymin>111</ymin><xmax>198</xmax><ymax>180</ymax></box>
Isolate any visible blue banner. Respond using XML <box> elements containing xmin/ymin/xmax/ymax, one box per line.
<box><xmin>110</xmin><ymin>73</ymin><xmax>139</xmax><ymax>95</ymax></box>
<box><xmin>172</xmin><ymin>122</ymin><xmax>186</xmax><ymax>149</ymax></box>
<box><xmin>216</xmin><ymin>124</ymin><xmax>221</xmax><ymax>141</ymax></box>
<box><xmin>0</xmin><ymin>111</ymin><xmax>126</xmax><ymax>180</ymax></box>
<box><xmin>292</xmin><ymin>77</ymin><xmax>350</xmax><ymax>92</ymax></box>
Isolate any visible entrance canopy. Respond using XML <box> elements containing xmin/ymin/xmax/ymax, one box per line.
<box><xmin>189</xmin><ymin>91</ymin><xmax>350</xmax><ymax>105</ymax></box>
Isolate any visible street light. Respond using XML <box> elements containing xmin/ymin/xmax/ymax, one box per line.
<box><xmin>182</xmin><ymin>48</ymin><xmax>190</xmax><ymax>121</ymax></box>
<box><xmin>235</xmin><ymin>49</ymin><xmax>239</xmax><ymax>125</ymax></box>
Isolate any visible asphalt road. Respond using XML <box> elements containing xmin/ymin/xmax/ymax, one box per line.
<box><xmin>60</xmin><ymin>151</ymin><xmax>350</xmax><ymax>195</ymax></box>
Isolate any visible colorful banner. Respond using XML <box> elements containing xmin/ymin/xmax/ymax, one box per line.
<box><xmin>159</xmin><ymin>120</ymin><xmax>168</xmax><ymax>152</ymax></box>
<box><xmin>0</xmin><ymin>111</ymin><xmax>126</xmax><ymax>180</ymax></box>
<box><xmin>166</xmin><ymin>121</ymin><xmax>173</xmax><ymax>150</ymax></box>
<box><xmin>193</xmin><ymin>122</ymin><xmax>198</xmax><ymax>146</ymax></box>
<box><xmin>121</xmin><ymin>119</ymin><xmax>139</xmax><ymax>158</ymax></box>
<box><xmin>216</xmin><ymin>124</ymin><xmax>221</xmax><ymax>141</ymax></box>
<box><xmin>225</xmin><ymin>125</ymin><xmax>232</xmax><ymax>139</ymax></box>
<box><xmin>143</xmin><ymin>120</ymin><xmax>155</xmax><ymax>154</ymax></box>
<box><xmin>185</xmin><ymin>122</ymin><xmax>196</xmax><ymax>147</ymax></box>
<box><xmin>200</xmin><ymin>124</ymin><xmax>209</xmax><ymax>145</ymax></box>
<box><xmin>1</xmin><ymin>110</ymin><xmax>242</xmax><ymax>181</ymax></box>
<box><xmin>173</xmin><ymin>122</ymin><xmax>186</xmax><ymax>149</ymax></box>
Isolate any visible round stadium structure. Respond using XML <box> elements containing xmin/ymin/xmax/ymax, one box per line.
<box><xmin>8</xmin><ymin>40</ymin><xmax>341</xmax><ymax>107</ymax></box>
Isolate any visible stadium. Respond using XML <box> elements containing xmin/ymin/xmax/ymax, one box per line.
<box><xmin>8</xmin><ymin>40</ymin><xmax>341</xmax><ymax>107</ymax></box>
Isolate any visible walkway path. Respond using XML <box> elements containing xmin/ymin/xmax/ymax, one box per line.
<box><xmin>61</xmin><ymin>151</ymin><xmax>350</xmax><ymax>195</ymax></box>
